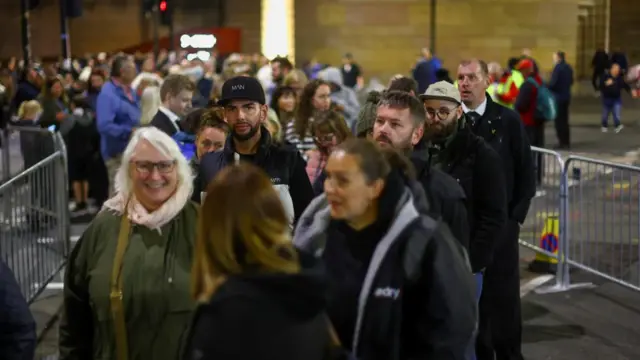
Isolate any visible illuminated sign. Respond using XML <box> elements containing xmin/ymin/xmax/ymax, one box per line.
<box><xmin>180</xmin><ymin>34</ymin><xmax>217</xmax><ymax>49</ymax></box>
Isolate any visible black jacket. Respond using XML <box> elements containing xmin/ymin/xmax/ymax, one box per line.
<box><xmin>294</xmin><ymin>173</ymin><xmax>476</xmax><ymax>360</ymax></box>
<box><xmin>0</xmin><ymin>259</ymin><xmax>36</xmax><ymax>360</ymax></box>
<box><xmin>470</xmin><ymin>96</ymin><xmax>536</xmax><ymax>226</ymax></box>
<box><xmin>183</xmin><ymin>253</ymin><xmax>331</xmax><ymax>360</ymax></box>
<box><xmin>199</xmin><ymin>126</ymin><xmax>314</xmax><ymax>225</ymax></box>
<box><xmin>599</xmin><ymin>74</ymin><xmax>631</xmax><ymax>100</ymax></box>
<box><xmin>150</xmin><ymin>110</ymin><xmax>180</xmax><ymax>137</ymax></box>
<box><xmin>430</xmin><ymin>123</ymin><xmax>507</xmax><ymax>273</ymax></box>
<box><xmin>411</xmin><ymin>153</ymin><xmax>470</xmax><ymax>251</ymax></box>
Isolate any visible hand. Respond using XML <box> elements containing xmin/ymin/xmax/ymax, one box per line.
<box><xmin>605</xmin><ymin>79</ymin><xmax>614</xmax><ymax>86</ymax></box>
<box><xmin>55</xmin><ymin>112</ymin><xmax>66</xmax><ymax>121</ymax></box>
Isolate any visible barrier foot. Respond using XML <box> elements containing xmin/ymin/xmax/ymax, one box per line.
<box><xmin>534</xmin><ymin>281</ymin><xmax>596</xmax><ymax>295</ymax></box>
<box><xmin>528</xmin><ymin>258</ymin><xmax>557</xmax><ymax>274</ymax></box>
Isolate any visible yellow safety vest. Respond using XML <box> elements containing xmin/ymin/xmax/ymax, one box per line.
<box><xmin>510</xmin><ymin>70</ymin><xmax>525</xmax><ymax>89</ymax></box>
<box><xmin>492</xmin><ymin>82</ymin><xmax>512</xmax><ymax>108</ymax></box>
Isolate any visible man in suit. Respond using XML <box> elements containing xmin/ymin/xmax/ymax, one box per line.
<box><xmin>150</xmin><ymin>74</ymin><xmax>195</xmax><ymax>136</ymax></box>
<box><xmin>457</xmin><ymin>59</ymin><xmax>536</xmax><ymax>360</ymax></box>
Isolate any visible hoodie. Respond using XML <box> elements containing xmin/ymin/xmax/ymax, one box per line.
<box><xmin>184</xmin><ymin>252</ymin><xmax>332</xmax><ymax>360</ymax></box>
<box><xmin>317</xmin><ymin>67</ymin><xmax>361</xmax><ymax>127</ymax></box>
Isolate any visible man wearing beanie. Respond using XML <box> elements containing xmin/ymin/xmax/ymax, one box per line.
<box><xmin>198</xmin><ymin>76</ymin><xmax>314</xmax><ymax>226</ymax></box>
<box><xmin>355</xmin><ymin>89</ymin><xmax>470</xmax><ymax>251</ymax></box>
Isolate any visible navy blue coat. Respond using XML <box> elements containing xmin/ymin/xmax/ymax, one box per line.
<box><xmin>0</xmin><ymin>259</ymin><xmax>36</xmax><ymax>360</ymax></box>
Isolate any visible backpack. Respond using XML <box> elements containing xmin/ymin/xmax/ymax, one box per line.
<box><xmin>527</xmin><ymin>78</ymin><xmax>557</xmax><ymax>122</ymax></box>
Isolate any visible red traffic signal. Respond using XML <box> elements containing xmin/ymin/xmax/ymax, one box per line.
<box><xmin>159</xmin><ymin>0</ymin><xmax>167</xmax><ymax>12</ymax></box>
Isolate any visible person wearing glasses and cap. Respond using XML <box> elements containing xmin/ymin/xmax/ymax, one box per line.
<box><xmin>198</xmin><ymin>76</ymin><xmax>314</xmax><ymax>228</ymax></box>
<box><xmin>421</xmin><ymin>80</ymin><xmax>508</xmax><ymax>360</ymax></box>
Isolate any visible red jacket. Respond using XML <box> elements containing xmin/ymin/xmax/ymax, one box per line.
<box><xmin>515</xmin><ymin>75</ymin><xmax>542</xmax><ymax>127</ymax></box>
<box><xmin>496</xmin><ymin>72</ymin><xmax>519</xmax><ymax>106</ymax></box>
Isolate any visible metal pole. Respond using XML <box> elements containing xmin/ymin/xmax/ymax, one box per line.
<box><xmin>604</xmin><ymin>0</ymin><xmax>611</xmax><ymax>52</ymax></box>
<box><xmin>20</xmin><ymin>0</ymin><xmax>32</xmax><ymax>67</ymax></box>
<box><xmin>429</xmin><ymin>0</ymin><xmax>436</xmax><ymax>54</ymax></box>
<box><xmin>59</xmin><ymin>0</ymin><xmax>70</xmax><ymax>65</ymax></box>
<box><xmin>153</xmin><ymin>0</ymin><xmax>160</xmax><ymax>64</ymax></box>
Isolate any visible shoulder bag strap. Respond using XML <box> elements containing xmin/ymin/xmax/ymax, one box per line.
<box><xmin>110</xmin><ymin>200</ymin><xmax>132</xmax><ymax>360</ymax></box>
<box><xmin>326</xmin><ymin>314</ymin><xmax>342</xmax><ymax>347</ymax></box>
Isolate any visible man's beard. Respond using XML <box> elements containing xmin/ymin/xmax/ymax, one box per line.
<box><xmin>425</xmin><ymin>120</ymin><xmax>458</xmax><ymax>144</ymax></box>
<box><xmin>232</xmin><ymin>123</ymin><xmax>260</xmax><ymax>141</ymax></box>
<box><xmin>374</xmin><ymin>133</ymin><xmax>412</xmax><ymax>152</ymax></box>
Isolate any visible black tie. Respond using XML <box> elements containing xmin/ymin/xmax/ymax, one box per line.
<box><xmin>467</xmin><ymin>111</ymin><xmax>480</xmax><ymax>126</ymax></box>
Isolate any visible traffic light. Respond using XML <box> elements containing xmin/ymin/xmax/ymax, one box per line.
<box><xmin>159</xmin><ymin>0</ymin><xmax>173</xmax><ymax>27</ymax></box>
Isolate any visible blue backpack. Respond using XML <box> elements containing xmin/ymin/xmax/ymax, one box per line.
<box><xmin>172</xmin><ymin>131</ymin><xmax>196</xmax><ymax>161</ymax></box>
<box><xmin>527</xmin><ymin>78</ymin><xmax>557</xmax><ymax>122</ymax></box>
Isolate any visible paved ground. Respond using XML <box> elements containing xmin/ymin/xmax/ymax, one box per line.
<box><xmin>520</xmin><ymin>113</ymin><xmax>640</xmax><ymax>359</ymax></box>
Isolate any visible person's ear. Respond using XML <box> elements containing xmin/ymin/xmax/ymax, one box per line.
<box><xmin>369</xmin><ymin>178</ymin><xmax>385</xmax><ymax>200</ymax></box>
<box><xmin>411</xmin><ymin>123</ymin><xmax>424</xmax><ymax>146</ymax></box>
<box><xmin>260</xmin><ymin>104</ymin><xmax>268</xmax><ymax>123</ymax></box>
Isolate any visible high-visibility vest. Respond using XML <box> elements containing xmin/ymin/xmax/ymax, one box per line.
<box><xmin>454</xmin><ymin>80</ymin><xmax>458</xmax><ymax>89</ymax></box>
<box><xmin>492</xmin><ymin>81</ymin><xmax>512</xmax><ymax>108</ymax></box>
<box><xmin>510</xmin><ymin>70</ymin><xmax>525</xmax><ymax>89</ymax></box>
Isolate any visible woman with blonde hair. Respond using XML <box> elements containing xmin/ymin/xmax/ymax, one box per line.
<box><xmin>283</xmin><ymin>68</ymin><xmax>309</xmax><ymax>99</ymax></box>
<box><xmin>185</xmin><ymin>163</ymin><xmax>333</xmax><ymax>360</ymax></box>
<box><xmin>139</xmin><ymin>85</ymin><xmax>161</xmax><ymax>126</ymax></box>
<box><xmin>59</xmin><ymin>127</ymin><xmax>198</xmax><ymax>360</ymax></box>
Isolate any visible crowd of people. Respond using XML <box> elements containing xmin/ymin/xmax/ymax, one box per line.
<box><xmin>0</xmin><ymin>46</ymin><xmax>629</xmax><ymax>360</ymax></box>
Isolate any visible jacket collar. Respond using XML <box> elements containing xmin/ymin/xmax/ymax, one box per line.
<box><xmin>222</xmin><ymin>125</ymin><xmax>272</xmax><ymax>165</ymax></box>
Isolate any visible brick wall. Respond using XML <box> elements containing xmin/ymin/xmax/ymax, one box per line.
<box><xmin>295</xmin><ymin>0</ymin><xmax>582</xmax><ymax>81</ymax></box>
<box><xmin>0</xmin><ymin>0</ymin><xmax>262</xmax><ymax>58</ymax></box>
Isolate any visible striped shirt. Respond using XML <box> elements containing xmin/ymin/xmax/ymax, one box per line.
<box><xmin>285</xmin><ymin>121</ymin><xmax>316</xmax><ymax>159</ymax></box>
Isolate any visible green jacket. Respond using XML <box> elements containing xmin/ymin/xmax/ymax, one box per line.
<box><xmin>59</xmin><ymin>202</ymin><xmax>199</xmax><ymax>360</ymax></box>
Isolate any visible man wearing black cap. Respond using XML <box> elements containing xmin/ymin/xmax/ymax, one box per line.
<box><xmin>198</xmin><ymin>76</ymin><xmax>314</xmax><ymax>226</ymax></box>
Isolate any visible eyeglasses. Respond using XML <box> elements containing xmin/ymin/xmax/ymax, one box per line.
<box><xmin>425</xmin><ymin>106</ymin><xmax>459</xmax><ymax>120</ymax></box>
<box><xmin>314</xmin><ymin>133</ymin><xmax>336</xmax><ymax>143</ymax></box>
<box><xmin>132</xmin><ymin>160</ymin><xmax>176</xmax><ymax>174</ymax></box>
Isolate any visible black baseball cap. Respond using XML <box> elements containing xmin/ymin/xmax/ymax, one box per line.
<box><xmin>218</xmin><ymin>76</ymin><xmax>266</xmax><ymax>106</ymax></box>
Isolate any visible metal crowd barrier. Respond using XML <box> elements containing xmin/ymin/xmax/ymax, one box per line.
<box><xmin>523</xmin><ymin>148</ymin><xmax>640</xmax><ymax>294</ymax></box>
<box><xmin>518</xmin><ymin>146</ymin><xmax>564</xmax><ymax>259</ymax></box>
<box><xmin>0</xmin><ymin>126</ymin><xmax>70</xmax><ymax>303</ymax></box>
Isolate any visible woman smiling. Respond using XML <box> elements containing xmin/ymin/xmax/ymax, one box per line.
<box><xmin>59</xmin><ymin>127</ymin><xmax>199</xmax><ymax>360</ymax></box>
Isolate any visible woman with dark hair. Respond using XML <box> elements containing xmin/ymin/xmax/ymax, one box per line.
<box><xmin>285</xmin><ymin>79</ymin><xmax>332</xmax><ymax>156</ymax></box>
<box><xmin>305</xmin><ymin>110</ymin><xmax>352</xmax><ymax>194</ymax></box>
<box><xmin>86</xmin><ymin>69</ymin><xmax>105</xmax><ymax>112</ymax></box>
<box><xmin>269</xmin><ymin>85</ymin><xmax>297</xmax><ymax>127</ymax></box>
<box><xmin>293</xmin><ymin>138</ymin><xmax>476</xmax><ymax>360</ymax></box>
<box><xmin>38</xmin><ymin>76</ymin><xmax>70</xmax><ymax>130</ymax></box>
<box><xmin>185</xmin><ymin>163</ymin><xmax>332</xmax><ymax>360</ymax></box>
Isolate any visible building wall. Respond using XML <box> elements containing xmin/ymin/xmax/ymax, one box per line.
<box><xmin>295</xmin><ymin>0</ymin><xmax>583</xmax><ymax>80</ymax></box>
<box><xmin>0</xmin><ymin>0</ymin><xmax>262</xmax><ymax>59</ymax></box>
<box><xmin>609</xmin><ymin>0</ymin><xmax>640</xmax><ymax>65</ymax></box>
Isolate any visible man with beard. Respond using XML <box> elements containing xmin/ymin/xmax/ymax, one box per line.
<box><xmin>420</xmin><ymin>81</ymin><xmax>507</xmax><ymax>359</ymax></box>
<box><xmin>458</xmin><ymin>59</ymin><xmax>535</xmax><ymax>360</ymax></box>
<box><xmin>372</xmin><ymin>90</ymin><xmax>470</xmax><ymax>250</ymax></box>
<box><xmin>199</xmin><ymin>76</ymin><xmax>314</xmax><ymax>227</ymax></box>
